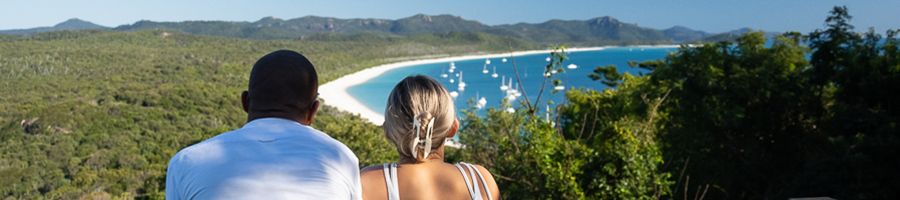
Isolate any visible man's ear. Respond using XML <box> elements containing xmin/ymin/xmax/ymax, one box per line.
<box><xmin>241</xmin><ymin>91</ymin><xmax>250</xmax><ymax>113</ymax></box>
<box><xmin>304</xmin><ymin>100</ymin><xmax>320</xmax><ymax>125</ymax></box>
<box><xmin>447</xmin><ymin>119</ymin><xmax>459</xmax><ymax>138</ymax></box>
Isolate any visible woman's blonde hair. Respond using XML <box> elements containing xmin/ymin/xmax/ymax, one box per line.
<box><xmin>383</xmin><ymin>75</ymin><xmax>456</xmax><ymax>162</ymax></box>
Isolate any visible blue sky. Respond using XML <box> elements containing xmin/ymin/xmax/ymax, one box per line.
<box><xmin>1</xmin><ymin>0</ymin><xmax>898</xmax><ymax>33</ymax></box>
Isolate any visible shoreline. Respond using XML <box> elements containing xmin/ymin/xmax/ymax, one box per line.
<box><xmin>318</xmin><ymin>45</ymin><xmax>680</xmax><ymax>125</ymax></box>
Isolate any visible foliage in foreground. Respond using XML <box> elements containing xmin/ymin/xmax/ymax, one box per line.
<box><xmin>639</xmin><ymin>7</ymin><xmax>898</xmax><ymax>198</ymax></box>
<box><xmin>453</xmin><ymin>6</ymin><xmax>898</xmax><ymax>199</ymax></box>
<box><xmin>451</xmin><ymin>49</ymin><xmax>672</xmax><ymax>199</ymax></box>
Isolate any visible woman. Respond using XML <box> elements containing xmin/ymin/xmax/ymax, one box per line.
<box><xmin>361</xmin><ymin>75</ymin><xmax>500</xmax><ymax>200</ymax></box>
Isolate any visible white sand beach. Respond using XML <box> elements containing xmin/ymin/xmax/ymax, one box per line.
<box><xmin>318</xmin><ymin>45</ymin><xmax>680</xmax><ymax>125</ymax></box>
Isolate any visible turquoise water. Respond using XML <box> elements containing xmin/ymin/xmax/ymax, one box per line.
<box><xmin>347</xmin><ymin>47</ymin><xmax>677</xmax><ymax>116</ymax></box>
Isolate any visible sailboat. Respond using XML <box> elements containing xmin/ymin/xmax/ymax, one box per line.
<box><xmin>457</xmin><ymin>71</ymin><xmax>466</xmax><ymax>91</ymax></box>
<box><xmin>499</xmin><ymin>75</ymin><xmax>508</xmax><ymax>91</ymax></box>
<box><xmin>477</xmin><ymin>97</ymin><xmax>487</xmax><ymax>109</ymax></box>
<box><xmin>491</xmin><ymin>66</ymin><xmax>498</xmax><ymax>78</ymax></box>
<box><xmin>505</xmin><ymin>79</ymin><xmax>520</xmax><ymax>101</ymax></box>
<box><xmin>554</xmin><ymin>85</ymin><xmax>565</xmax><ymax>91</ymax></box>
<box><xmin>512</xmin><ymin>82</ymin><xmax>521</xmax><ymax>97</ymax></box>
<box><xmin>440</xmin><ymin>66</ymin><xmax>449</xmax><ymax>78</ymax></box>
<box><xmin>485</xmin><ymin>59</ymin><xmax>491</xmax><ymax>65</ymax></box>
<box><xmin>545</xmin><ymin>105</ymin><xmax>552</xmax><ymax>122</ymax></box>
<box><xmin>475</xmin><ymin>92</ymin><xmax>487</xmax><ymax>110</ymax></box>
<box><xmin>502</xmin><ymin>58</ymin><xmax>508</xmax><ymax>63</ymax></box>
<box><xmin>482</xmin><ymin>64</ymin><xmax>489</xmax><ymax>74</ymax></box>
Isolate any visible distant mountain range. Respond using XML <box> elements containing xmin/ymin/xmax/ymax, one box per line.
<box><xmin>0</xmin><ymin>15</ymin><xmax>771</xmax><ymax>45</ymax></box>
<box><xmin>0</xmin><ymin>18</ymin><xmax>108</xmax><ymax>35</ymax></box>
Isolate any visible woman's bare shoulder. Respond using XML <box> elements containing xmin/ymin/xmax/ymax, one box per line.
<box><xmin>360</xmin><ymin>164</ymin><xmax>386</xmax><ymax>180</ymax></box>
<box><xmin>360</xmin><ymin>164</ymin><xmax>388</xmax><ymax>200</ymax></box>
<box><xmin>468</xmin><ymin>163</ymin><xmax>501</xmax><ymax>200</ymax></box>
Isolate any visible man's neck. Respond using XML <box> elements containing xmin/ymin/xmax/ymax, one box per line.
<box><xmin>247</xmin><ymin>112</ymin><xmax>307</xmax><ymax>125</ymax></box>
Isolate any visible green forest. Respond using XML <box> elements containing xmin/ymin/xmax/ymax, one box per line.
<box><xmin>1</xmin><ymin>6</ymin><xmax>898</xmax><ymax>199</ymax></box>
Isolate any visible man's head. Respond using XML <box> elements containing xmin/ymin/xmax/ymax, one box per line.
<box><xmin>241</xmin><ymin>50</ymin><xmax>320</xmax><ymax>125</ymax></box>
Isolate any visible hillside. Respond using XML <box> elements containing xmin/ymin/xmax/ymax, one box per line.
<box><xmin>663</xmin><ymin>25</ymin><xmax>710</xmax><ymax>42</ymax></box>
<box><xmin>0</xmin><ymin>18</ymin><xmax>108</xmax><ymax>35</ymax></box>
<box><xmin>0</xmin><ymin>30</ymin><xmax>534</xmax><ymax>199</ymax></box>
<box><xmin>111</xmin><ymin>14</ymin><xmax>711</xmax><ymax>44</ymax></box>
<box><xmin>3</xmin><ymin>15</ymin><xmax>771</xmax><ymax>45</ymax></box>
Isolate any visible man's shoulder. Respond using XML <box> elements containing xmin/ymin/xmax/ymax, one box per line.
<box><xmin>302</xmin><ymin>126</ymin><xmax>359</xmax><ymax>162</ymax></box>
<box><xmin>168</xmin><ymin>129</ymin><xmax>240</xmax><ymax>166</ymax></box>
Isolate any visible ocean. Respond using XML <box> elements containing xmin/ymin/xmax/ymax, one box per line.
<box><xmin>347</xmin><ymin>46</ymin><xmax>678</xmax><ymax>116</ymax></box>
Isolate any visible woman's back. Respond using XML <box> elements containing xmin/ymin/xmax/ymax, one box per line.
<box><xmin>361</xmin><ymin>161</ymin><xmax>500</xmax><ymax>200</ymax></box>
<box><xmin>363</xmin><ymin>75</ymin><xmax>500</xmax><ymax>200</ymax></box>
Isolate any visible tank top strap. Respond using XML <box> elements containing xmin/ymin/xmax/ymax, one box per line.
<box><xmin>383</xmin><ymin>163</ymin><xmax>400</xmax><ymax>200</ymax></box>
<box><xmin>461</xmin><ymin>162</ymin><xmax>484</xmax><ymax>200</ymax></box>
<box><xmin>454</xmin><ymin>163</ymin><xmax>479</xmax><ymax>200</ymax></box>
<box><xmin>462</xmin><ymin>162</ymin><xmax>493</xmax><ymax>200</ymax></box>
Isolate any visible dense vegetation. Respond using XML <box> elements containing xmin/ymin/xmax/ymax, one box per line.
<box><xmin>112</xmin><ymin>14</ymin><xmax>687</xmax><ymax>45</ymax></box>
<box><xmin>4</xmin><ymin>14</ymin><xmax>739</xmax><ymax>45</ymax></box>
<box><xmin>0</xmin><ymin>18</ymin><xmax>108</xmax><ymax>36</ymax></box>
<box><xmin>0</xmin><ymin>30</ymin><xmax>532</xmax><ymax>199</ymax></box>
<box><xmin>452</xmin><ymin>6</ymin><xmax>898</xmax><ymax>199</ymax></box>
<box><xmin>1</xmin><ymin>5</ymin><xmax>896</xmax><ymax>200</ymax></box>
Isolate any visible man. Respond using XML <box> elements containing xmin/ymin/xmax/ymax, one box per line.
<box><xmin>166</xmin><ymin>50</ymin><xmax>362</xmax><ymax>200</ymax></box>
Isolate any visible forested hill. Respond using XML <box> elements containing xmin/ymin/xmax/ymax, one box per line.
<box><xmin>1</xmin><ymin>14</ymin><xmax>762</xmax><ymax>45</ymax></box>
<box><xmin>0</xmin><ymin>18</ymin><xmax>108</xmax><ymax>35</ymax></box>
<box><xmin>113</xmin><ymin>15</ymin><xmax>707</xmax><ymax>44</ymax></box>
<box><xmin>0</xmin><ymin>29</ymin><xmax>536</xmax><ymax>199</ymax></box>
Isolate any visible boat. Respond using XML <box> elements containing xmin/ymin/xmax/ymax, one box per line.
<box><xmin>567</xmin><ymin>64</ymin><xmax>578</xmax><ymax>69</ymax></box>
<box><xmin>449</xmin><ymin>91</ymin><xmax>459</xmax><ymax>98</ymax></box>
<box><xmin>502</xmin><ymin>58</ymin><xmax>508</xmax><ymax>63</ymax></box>
<box><xmin>476</xmin><ymin>93</ymin><xmax>487</xmax><ymax>110</ymax></box>
<box><xmin>457</xmin><ymin>71</ymin><xmax>466</xmax><ymax>91</ymax></box>
<box><xmin>554</xmin><ymin>85</ymin><xmax>565</xmax><ymax>91</ymax></box>
<box><xmin>491</xmin><ymin>66</ymin><xmax>498</xmax><ymax>78</ymax></box>
<box><xmin>477</xmin><ymin>97</ymin><xmax>487</xmax><ymax>109</ymax></box>
<box><xmin>512</xmin><ymin>82</ymin><xmax>521</xmax><ymax>97</ymax></box>
<box><xmin>485</xmin><ymin>59</ymin><xmax>491</xmax><ymax>65</ymax></box>
<box><xmin>499</xmin><ymin>76</ymin><xmax>508</xmax><ymax>91</ymax></box>
<box><xmin>482</xmin><ymin>64</ymin><xmax>489</xmax><ymax>74</ymax></box>
<box><xmin>440</xmin><ymin>66</ymin><xmax>449</xmax><ymax>78</ymax></box>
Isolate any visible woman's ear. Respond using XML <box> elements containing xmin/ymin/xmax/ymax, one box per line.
<box><xmin>447</xmin><ymin>119</ymin><xmax>459</xmax><ymax>138</ymax></box>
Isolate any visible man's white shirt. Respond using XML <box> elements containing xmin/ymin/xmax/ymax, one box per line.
<box><xmin>166</xmin><ymin>117</ymin><xmax>362</xmax><ymax>200</ymax></box>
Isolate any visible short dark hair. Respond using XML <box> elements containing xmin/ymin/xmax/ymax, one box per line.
<box><xmin>247</xmin><ymin>50</ymin><xmax>318</xmax><ymax>114</ymax></box>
